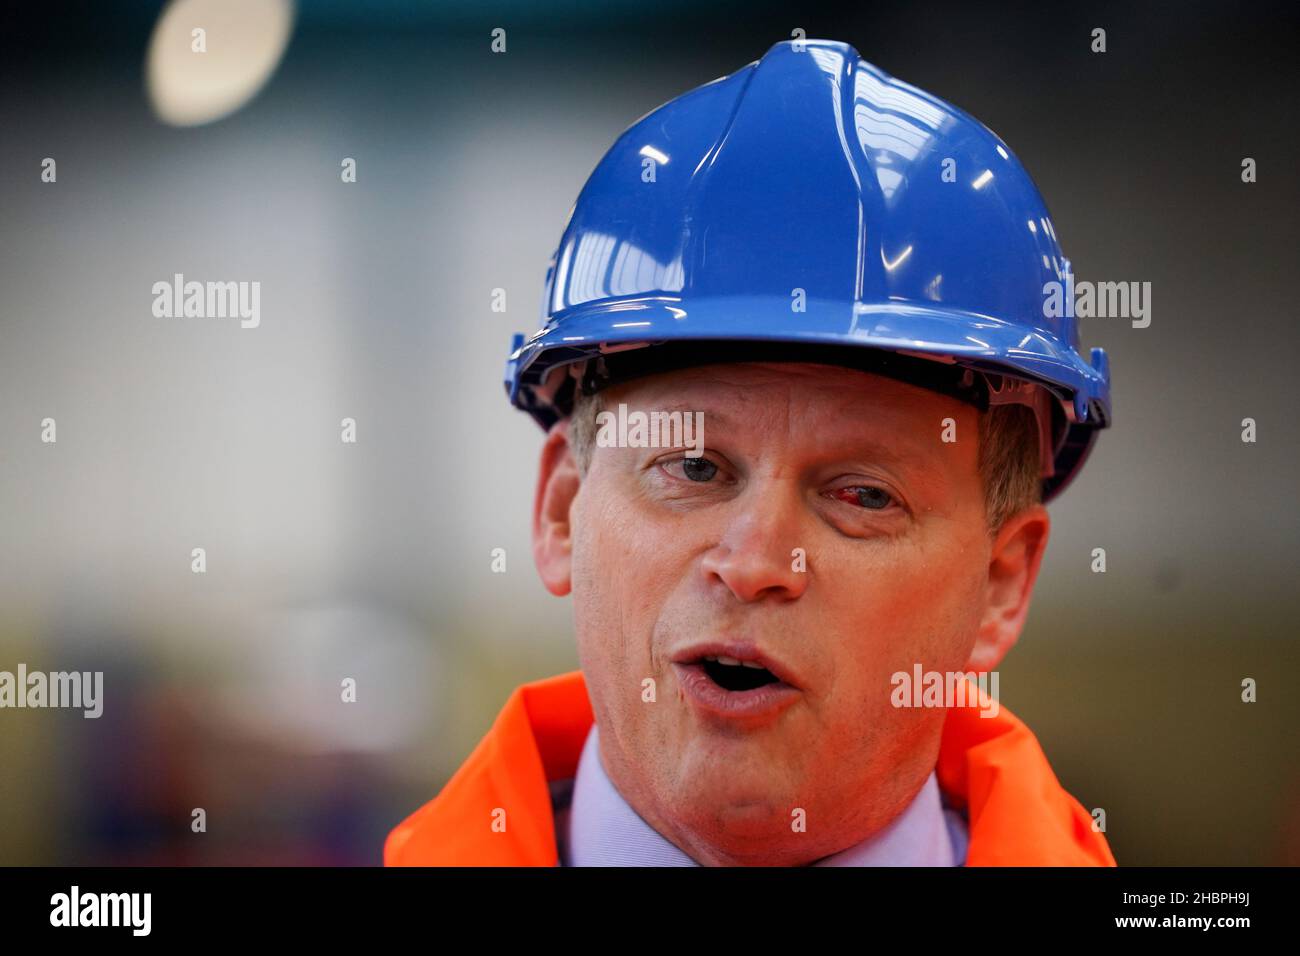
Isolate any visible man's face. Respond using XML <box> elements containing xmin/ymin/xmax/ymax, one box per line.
<box><xmin>536</xmin><ymin>361</ymin><xmax>1045</xmax><ymax>866</ymax></box>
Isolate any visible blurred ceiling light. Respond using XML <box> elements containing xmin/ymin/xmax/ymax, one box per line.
<box><xmin>146</xmin><ymin>0</ymin><xmax>295</xmax><ymax>127</ymax></box>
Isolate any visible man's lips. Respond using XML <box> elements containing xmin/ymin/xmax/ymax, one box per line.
<box><xmin>669</xmin><ymin>640</ymin><xmax>803</xmax><ymax>721</ymax></box>
<box><xmin>669</xmin><ymin>640</ymin><xmax>803</xmax><ymax>690</ymax></box>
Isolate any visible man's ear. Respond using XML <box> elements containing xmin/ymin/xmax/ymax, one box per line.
<box><xmin>532</xmin><ymin>419</ymin><xmax>581</xmax><ymax>597</ymax></box>
<box><xmin>967</xmin><ymin>504</ymin><xmax>1050</xmax><ymax>672</ymax></box>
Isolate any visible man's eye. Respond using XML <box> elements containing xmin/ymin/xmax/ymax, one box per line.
<box><xmin>832</xmin><ymin>486</ymin><xmax>895</xmax><ymax>510</ymax></box>
<box><xmin>678</xmin><ymin>456</ymin><xmax>718</xmax><ymax>482</ymax></box>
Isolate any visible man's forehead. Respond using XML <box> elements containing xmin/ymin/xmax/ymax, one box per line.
<box><xmin>597</xmin><ymin>362</ymin><xmax>974</xmax><ymax>469</ymax></box>
<box><xmin>605</xmin><ymin>361</ymin><xmax>963</xmax><ymax>417</ymax></box>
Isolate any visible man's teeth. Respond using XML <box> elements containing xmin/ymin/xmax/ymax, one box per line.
<box><xmin>703</xmin><ymin>654</ymin><xmax>767</xmax><ymax>669</ymax></box>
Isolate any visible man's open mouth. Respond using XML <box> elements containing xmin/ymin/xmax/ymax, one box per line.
<box><xmin>672</xmin><ymin>648</ymin><xmax>802</xmax><ymax>720</ymax></box>
<box><xmin>698</xmin><ymin>655</ymin><xmax>781</xmax><ymax>692</ymax></box>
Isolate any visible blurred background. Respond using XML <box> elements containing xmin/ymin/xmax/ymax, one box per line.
<box><xmin>0</xmin><ymin>0</ymin><xmax>1296</xmax><ymax>865</ymax></box>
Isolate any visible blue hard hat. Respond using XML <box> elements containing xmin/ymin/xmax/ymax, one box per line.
<box><xmin>504</xmin><ymin>38</ymin><xmax>1112</xmax><ymax>502</ymax></box>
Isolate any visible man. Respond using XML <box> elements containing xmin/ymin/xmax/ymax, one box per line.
<box><xmin>386</xmin><ymin>38</ymin><xmax>1115</xmax><ymax>866</ymax></box>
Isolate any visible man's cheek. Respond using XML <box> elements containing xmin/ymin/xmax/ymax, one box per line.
<box><xmin>882</xmin><ymin>542</ymin><xmax>982</xmax><ymax>626</ymax></box>
<box><xmin>917</xmin><ymin>556</ymin><xmax>988</xmax><ymax>667</ymax></box>
<box><xmin>833</xmin><ymin>573</ymin><xmax>978</xmax><ymax>697</ymax></box>
<box><xmin>572</xmin><ymin>491</ymin><xmax>628</xmax><ymax>593</ymax></box>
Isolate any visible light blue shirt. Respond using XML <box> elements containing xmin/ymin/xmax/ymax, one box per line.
<box><xmin>555</xmin><ymin>721</ymin><xmax>968</xmax><ymax>866</ymax></box>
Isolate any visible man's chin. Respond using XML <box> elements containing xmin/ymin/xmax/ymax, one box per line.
<box><xmin>658</xmin><ymin>796</ymin><xmax>827</xmax><ymax>866</ymax></box>
<box><xmin>664</xmin><ymin>767</ymin><xmax>798</xmax><ymax>832</ymax></box>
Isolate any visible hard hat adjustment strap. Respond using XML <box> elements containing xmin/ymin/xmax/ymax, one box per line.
<box><xmin>984</xmin><ymin>372</ymin><xmax>1061</xmax><ymax>479</ymax></box>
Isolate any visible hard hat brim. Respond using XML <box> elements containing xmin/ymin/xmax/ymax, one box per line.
<box><xmin>506</xmin><ymin>294</ymin><xmax>1110</xmax><ymax>503</ymax></box>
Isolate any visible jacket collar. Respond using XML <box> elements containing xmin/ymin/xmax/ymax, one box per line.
<box><xmin>385</xmin><ymin>669</ymin><xmax>1115</xmax><ymax>866</ymax></box>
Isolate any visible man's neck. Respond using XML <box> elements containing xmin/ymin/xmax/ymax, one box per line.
<box><xmin>560</xmin><ymin>722</ymin><xmax>968</xmax><ymax>866</ymax></box>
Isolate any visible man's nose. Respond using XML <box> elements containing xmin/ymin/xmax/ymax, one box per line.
<box><xmin>699</xmin><ymin>481</ymin><xmax>810</xmax><ymax>603</ymax></box>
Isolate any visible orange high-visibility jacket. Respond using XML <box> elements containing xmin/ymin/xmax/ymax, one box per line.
<box><xmin>385</xmin><ymin>669</ymin><xmax>1116</xmax><ymax>866</ymax></box>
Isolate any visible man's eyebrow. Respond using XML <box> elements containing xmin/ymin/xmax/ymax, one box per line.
<box><xmin>635</xmin><ymin>402</ymin><xmax>930</xmax><ymax>470</ymax></box>
<box><xmin>804</xmin><ymin>430</ymin><xmax>911</xmax><ymax>468</ymax></box>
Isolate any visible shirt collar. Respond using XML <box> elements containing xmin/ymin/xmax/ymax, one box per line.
<box><xmin>559</xmin><ymin>721</ymin><xmax>968</xmax><ymax>866</ymax></box>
